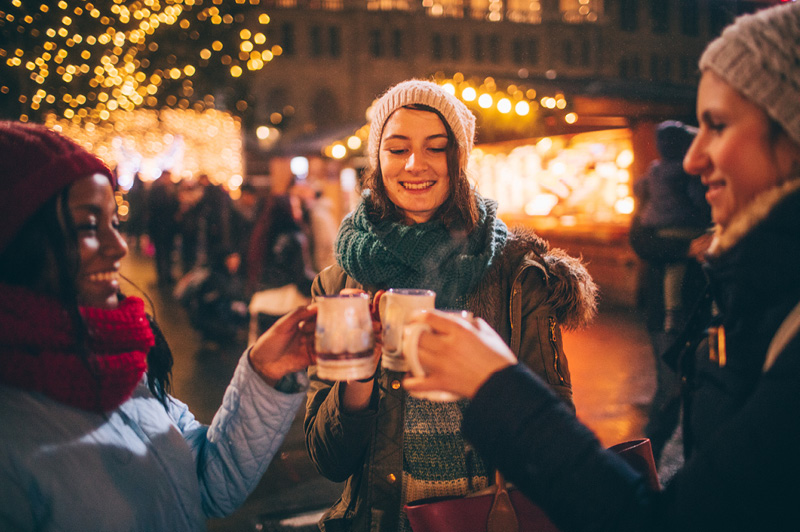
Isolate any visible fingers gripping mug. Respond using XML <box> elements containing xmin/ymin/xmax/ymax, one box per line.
<box><xmin>402</xmin><ymin>310</ymin><xmax>474</xmax><ymax>402</ymax></box>
<box><xmin>314</xmin><ymin>293</ymin><xmax>375</xmax><ymax>381</ymax></box>
<box><xmin>380</xmin><ymin>289</ymin><xmax>436</xmax><ymax>372</ymax></box>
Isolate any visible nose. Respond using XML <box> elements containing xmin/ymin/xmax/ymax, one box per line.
<box><xmin>683</xmin><ymin>133</ymin><xmax>708</xmax><ymax>177</ymax></box>
<box><xmin>405</xmin><ymin>151</ymin><xmax>426</xmax><ymax>173</ymax></box>
<box><xmin>102</xmin><ymin>226</ymin><xmax>129</xmax><ymax>260</ymax></box>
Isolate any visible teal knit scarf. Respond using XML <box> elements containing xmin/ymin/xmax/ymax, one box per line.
<box><xmin>335</xmin><ymin>193</ymin><xmax>508</xmax><ymax>309</ymax></box>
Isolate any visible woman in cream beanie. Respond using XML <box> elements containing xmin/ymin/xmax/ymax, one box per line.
<box><xmin>305</xmin><ymin>79</ymin><xmax>598</xmax><ymax>530</ymax></box>
<box><xmin>392</xmin><ymin>3</ymin><xmax>800</xmax><ymax>531</ymax></box>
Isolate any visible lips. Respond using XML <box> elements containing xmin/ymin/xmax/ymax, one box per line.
<box><xmin>704</xmin><ymin>179</ymin><xmax>725</xmax><ymax>203</ymax></box>
<box><xmin>401</xmin><ymin>180</ymin><xmax>435</xmax><ymax>190</ymax></box>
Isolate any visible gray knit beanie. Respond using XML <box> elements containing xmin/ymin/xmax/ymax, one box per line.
<box><xmin>368</xmin><ymin>79</ymin><xmax>476</xmax><ymax>172</ymax></box>
<box><xmin>699</xmin><ymin>2</ymin><xmax>800</xmax><ymax>146</ymax></box>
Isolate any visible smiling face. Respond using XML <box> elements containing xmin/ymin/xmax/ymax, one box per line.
<box><xmin>379</xmin><ymin>107</ymin><xmax>451</xmax><ymax>224</ymax></box>
<box><xmin>68</xmin><ymin>173</ymin><xmax>128</xmax><ymax>309</ymax></box>
<box><xmin>683</xmin><ymin>71</ymin><xmax>800</xmax><ymax>228</ymax></box>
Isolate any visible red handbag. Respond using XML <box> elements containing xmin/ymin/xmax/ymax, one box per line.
<box><xmin>404</xmin><ymin>438</ymin><xmax>659</xmax><ymax>532</ymax></box>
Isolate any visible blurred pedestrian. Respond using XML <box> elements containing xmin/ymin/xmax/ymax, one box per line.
<box><xmin>630</xmin><ymin>120</ymin><xmax>713</xmax><ymax>461</ymax></box>
<box><xmin>0</xmin><ymin>121</ymin><xmax>317</xmax><ymax>531</ymax></box>
<box><xmin>289</xmin><ymin>181</ymin><xmax>338</xmax><ymax>272</ymax></box>
<box><xmin>305</xmin><ymin>79</ymin><xmax>597</xmax><ymax>532</ymax></box>
<box><xmin>403</xmin><ymin>4</ymin><xmax>800</xmax><ymax>530</ymax></box>
<box><xmin>188</xmin><ymin>249</ymin><xmax>250</xmax><ymax>347</ymax></box>
<box><xmin>246</xmin><ymin>194</ymin><xmax>316</xmax><ymax>343</ymax></box>
<box><xmin>147</xmin><ymin>169</ymin><xmax>180</xmax><ymax>286</ymax></box>
<box><xmin>123</xmin><ymin>171</ymin><xmax>148</xmax><ymax>253</ymax></box>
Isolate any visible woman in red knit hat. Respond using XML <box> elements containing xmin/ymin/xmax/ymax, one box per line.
<box><xmin>0</xmin><ymin>121</ymin><xmax>317</xmax><ymax>531</ymax></box>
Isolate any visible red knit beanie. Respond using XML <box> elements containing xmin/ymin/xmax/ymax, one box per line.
<box><xmin>0</xmin><ymin>121</ymin><xmax>114</xmax><ymax>254</ymax></box>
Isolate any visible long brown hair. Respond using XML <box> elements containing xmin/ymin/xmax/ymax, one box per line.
<box><xmin>361</xmin><ymin>103</ymin><xmax>479</xmax><ymax>232</ymax></box>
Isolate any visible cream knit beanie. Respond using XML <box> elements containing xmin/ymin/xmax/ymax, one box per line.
<box><xmin>368</xmin><ymin>79</ymin><xmax>476</xmax><ymax>172</ymax></box>
<box><xmin>699</xmin><ymin>2</ymin><xmax>800</xmax><ymax>146</ymax></box>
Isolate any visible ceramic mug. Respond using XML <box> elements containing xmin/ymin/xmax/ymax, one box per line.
<box><xmin>314</xmin><ymin>293</ymin><xmax>375</xmax><ymax>381</ymax></box>
<box><xmin>402</xmin><ymin>310</ymin><xmax>475</xmax><ymax>402</ymax></box>
<box><xmin>379</xmin><ymin>288</ymin><xmax>436</xmax><ymax>372</ymax></box>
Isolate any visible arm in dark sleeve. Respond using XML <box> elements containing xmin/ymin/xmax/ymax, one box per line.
<box><xmin>464</xmin><ymin>341</ymin><xmax>800</xmax><ymax>532</ymax></box>
<box><xmin>463</xmin><ymin>364</ymin><xmax>659</xmax><ymax>532</ymax></box>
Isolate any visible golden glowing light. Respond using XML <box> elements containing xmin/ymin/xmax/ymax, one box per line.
<box><xmin>2</xmin><ymin>1</ymin><xmax>277</xmax><ymax>123</ymax></box>
<box><xmin>331</xmin><ymin>143</ymin><xmax>347</xmax><ymax>159</ymax></box>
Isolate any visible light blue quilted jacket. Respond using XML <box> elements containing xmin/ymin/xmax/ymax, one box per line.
<box><xmin>0</xmin><ymin>351</ymin><xmax>306</xmax><ymax>531</ymax></box>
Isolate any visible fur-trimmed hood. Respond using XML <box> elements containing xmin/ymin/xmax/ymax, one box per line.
<box><xmin>490</xmin><ymin>226</ymin><xmax>598</xmax><ymax>330</ymax></box>
<box><xmin>703</xmin><ymin>178</ymin><xmax>800</xmax><ymax>337</ymax></box>
<box><xmin>707</xmin><ymin>178</ymin><xmax>800</xmax><ymax>258</ymax></box>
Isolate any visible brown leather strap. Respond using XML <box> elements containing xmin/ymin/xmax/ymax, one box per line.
<box><xmin>487</xmin><ymin>470</ymin><xmax>519</xmax><ymax>532</ymax></box>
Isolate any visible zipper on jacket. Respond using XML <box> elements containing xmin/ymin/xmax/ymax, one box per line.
<box><xmin>549</xmin><ymin>316</ymin><xmax>567</xmax><ymax>384</ymax></box>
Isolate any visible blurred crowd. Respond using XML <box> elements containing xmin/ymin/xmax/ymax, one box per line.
<box><xmin>121</xmin><ymin>171</ymin><xmax>338</xmax><ymax>347</ymax></box>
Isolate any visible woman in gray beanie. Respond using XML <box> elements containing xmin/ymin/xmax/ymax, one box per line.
<box><xmin>304</xmin><ymin>79</ymin><xmax>598</xmax><ymax>531</ymax></box>
<box><xmin>401</xmin><ymin>3</ymin><xmax>800</xmax><ymax>531</ymax></box>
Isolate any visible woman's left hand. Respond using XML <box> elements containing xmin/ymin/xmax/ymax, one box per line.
<box><xmin>249</xmin><ymin>305</ymin><xmax>317</xmax><ymax>386</ymax></box>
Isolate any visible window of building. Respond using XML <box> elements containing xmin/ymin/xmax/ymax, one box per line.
<box><xmin>580</xmin><ymin>37</ymin><xmax>591</xmax><ymax>66</ymax></box>
<box><xmin>432</xmin><ymin>33</ymin><xmax>444</xmax><ymax>60</ymax></box>
<box><xmin>369</xmin><ymin>29</ymin><xmax>383</xmax><ymax>57</ymax></box>
<box><xmin>562</xmin><ymin>40</ymin><xmax>574</xmax><ymax>65</ymax></box>
<box><xmin>560</xmin><ymin>0</ymin><xmax>602</xmax><ymax>23</ymax></box>
<box><xmin>281</xmin><ymin>23</ymin><xmax>295</xmax><ymax>56</ymax></box>
<box><xmin>310</xmin><ymin>26</ymin><xmax>323</xmax><ymax>57</ymax></box>
<box><xmin>425</xmin><ymin>0</ymin><xmax>465</xmax><ymax>18</ymax></box>
<box><xmin>679</xmin><ymin>55</ymin><xmax>694</xmax><ymax>82</ymax></box>
<box><xmin>709</xmin><ymin>2</ymin><xmax>734</xmax><ymax>37</ymax></box>
<box><xmin>507</xmin><ymin>0</ymin><xmax>543</xmax><ymax>24</ymax></box>
<box><xmin>307</xmin><ymin>0</ymin><xmax>344</xmax><ymax>9</ymax></box>
<box><xmin>619</xmin><ymin>55</ymin><xmax>641</xmax><ymax>79</ymax></box>
<box><xmin>619</xmin><ymin>0</ymin><xmax>637</xmax><ymax>31</ymax></box>
<box><xmin>367</xmin><ymin>0</ymin><xmax>412</xmax><ymax>10</ymax></box>
<box><xmin>650</xmin><ymin>0</ymin><xmax>670</xmax><ymax>33</ymax></box>
<box><xmin>329</xmin><ymin>26</ymin><xmax>341</xmax><ymax>57</ymax></box>
<box><xmin>489</xmin><ymin>34</ymin><xmax>501</xmax><ymax>63</ymax></box>
<box><xmin>392</xmin><ymin>29</ymin><xmax>404</xmax><ymax>58</ymax></box>
<box><xmin>512</xmin><ymin>37</ymin><xmax>540</xmax><ymax>64</ymax></box>
<box><xmin>473</xmin><ymin>34</ymin><xmax>486</xmax><ymax>62</ymax></box>
<box><xmin>649</xmin><ymin>54</ymin><xmax>672</xmax><ymax>81</ymax></box>
<box><xmin>470</xmin><ymin>0</ymin><xmax>504</xmax><ymax>22</ymax></box>
<box><xmin>450</xmin><ymin>34</ymin><xmax>462</xmax><ymax>60</ymax></box>
<box><xmin>512</xmin><ymin>38</ymin><xmax>523</xmax><ymax>63</ymax></box>
<box><xmin>528</xmin><ymin>38</ymin><xmax>539</xmax><ymax>64</ymax></box>
<box><xmin>679</xmin><ymin>0</ymin><xmax>699</xmax><ymax>35</ymax></box>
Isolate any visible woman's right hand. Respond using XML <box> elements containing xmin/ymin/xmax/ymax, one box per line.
<box><xmin>402</xmin><ymin>310</ymin><xmax>516</xmax><ymax>399</ymax></box>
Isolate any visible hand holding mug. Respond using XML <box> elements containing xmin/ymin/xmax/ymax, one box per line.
<box><xmin>249</xmin><ymin>305</ymin><xmax>318</xmax><ymax>386</ymax></box>
<box><xmin>402</xmin><ymin>310</ymin><xmax>517</xmax><ymax>400</ymax></box>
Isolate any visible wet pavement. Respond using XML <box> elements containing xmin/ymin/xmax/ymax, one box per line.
<box><xmin>120</xmin><ymin>246</ymin><xmax>657</xmax><ymax>532</ymax></box>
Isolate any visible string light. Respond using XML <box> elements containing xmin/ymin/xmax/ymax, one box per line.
<box><xmin>46</xmin><ymin>108</ymin><xmax>243</xmax><ymax>190</ymax></box>
<box><xmin>323</xmin><ymin>73</ymin><xmax>573</xmax><ymax>160</ymax></box>
<box><xmin>1</xmin><ymin>0</ymin><xmax>273</xmax><ymax>124</ymax></box>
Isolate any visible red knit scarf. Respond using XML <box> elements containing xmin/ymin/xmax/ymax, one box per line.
<box><xmin>0</xmin><ymin>285</ymin><xmax>155</xmax><ymax>413</ymax></box>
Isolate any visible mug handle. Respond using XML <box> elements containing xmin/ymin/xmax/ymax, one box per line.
<box><xmin>403</xmin><ymin>322</ymin><xmax>460</xmax><ymax>402</ymax></box>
